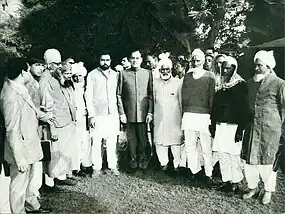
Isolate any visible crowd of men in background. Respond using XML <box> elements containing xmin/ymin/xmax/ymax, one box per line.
<box><xmin>0</xmin><ymin>46</ymin><xmax>284</xmax><ymax>213</ymax></box>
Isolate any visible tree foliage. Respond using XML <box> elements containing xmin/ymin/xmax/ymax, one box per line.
<box><xmin>0</xmin><ymin>0</ymin><xmax>284</xmax><ymax>68</ymax></box>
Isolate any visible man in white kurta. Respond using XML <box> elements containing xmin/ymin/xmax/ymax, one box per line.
<box><xmin>153</xmin><ymin>55</ymin><xmax>183</xmax><ymax>171</ymax></box>
<box><xmin>71</xmin><ymin>62</ymin><xmax>92</xmax><ymax>172</ymax></box>
<box><xmin>85</xmin><ymin>54</ymin><xmax>120</xmax><ymax>176</ymax></box>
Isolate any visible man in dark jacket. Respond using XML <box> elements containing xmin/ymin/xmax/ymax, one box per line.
<box><xmin>242</xmin><ymin>50</ymin><xmax>285</xmax><ymax>205</ymax></box>
<box><xmin>117</xmin><ymin>50</ymin><xmax>154</xmax><ymax>170</ymax></box>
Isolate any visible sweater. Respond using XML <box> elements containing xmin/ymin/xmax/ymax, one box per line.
<box><xmin>182</xmin><ymin>71</ymin><xmax>215</xmax><ymax>114</ymax></box>
<box><xmin>211</xmin><ymin>81</ymin><xmax>249</xmax><ymax>129</ymax></box>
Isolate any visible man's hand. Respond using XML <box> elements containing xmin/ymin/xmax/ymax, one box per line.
<box><xmin>235</xmin><ymin>128</ymin><xmax>243</xmax><ymax>143</ymax></box>
<box><xmin>209</xmin><ymin>124</ymin><xmax>216</xmax><ymax>138</ymax></box>
<box><xmin>38</xmin><ymin>111</ymin><xmax>55</xmax><ymax>124</ymax></box>
<box><xmin>146</xmin><ymin>113</ymin><xmax>153</xmax><ymax>124</ymax></box>
<box><xmin>89</xmin><ymin>117</ymin><xmax>95</xmax><ymax>129</ymax></box>
<box><xmin>50</xmin><ymin>125</ymin><xmax>58</xmax><ymax>141</ymax></box>
<box><xmin>17</xmin><ymin>162</ymin><xmax>28</xmax><ymax>173</ymax></box>
<box><xmin>120</xmin><ymin>114</ymin><xmax>127</xmax><ymax>124</ymax></box>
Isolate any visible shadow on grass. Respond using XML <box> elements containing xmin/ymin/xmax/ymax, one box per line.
<box><xmin>40</xmin><ymin>189</ymin><xmax>108</xmax><ymax>214</ymax></box>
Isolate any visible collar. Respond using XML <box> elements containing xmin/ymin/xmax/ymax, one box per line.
<box><xmin>192</xmin><ymin>68</ymin><xmax>206</xmax><ymax>79</ymax></box>
<box><xmin>8</xmin><ymin>78</ymin><xmax>29</xmax><ymax>95</ymax></box>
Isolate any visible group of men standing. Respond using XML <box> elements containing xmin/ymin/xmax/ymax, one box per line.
<box><xmin>0</xmin><ymin>46</ymin><xmax>284</xmax><ymax>213</ymax></box>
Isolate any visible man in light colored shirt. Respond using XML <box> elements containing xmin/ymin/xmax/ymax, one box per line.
<box><xmin>0</xmin><ymin>57</ymin><xmax>51</xmax><ymax>213</ymax></box>
<box><xmin>85</xmin><ymin>53</ymin><xmax>120</xmax><ymax>176</ymax></box>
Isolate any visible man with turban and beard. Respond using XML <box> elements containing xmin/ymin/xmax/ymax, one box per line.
<box><xmin>71</xmin><ymin>62</ymin><xmax>92</xmax><ymax>176</ymax></box>
<box><xmin>241</xmin><ymin>50</ymin><xmax>285</xmax><ymax>205</ymax></box>
<box><xmin>40</xmin><ymin>61</ymin><xmax>77</xmax><ymax>186</ymax></box>
<box><xmin>153</xmin><ymin>53</ymin><xmax>183</xmax><ymax>172</ymax></box>
<box><xmin>210</xmin><ymin>56</ymin><xmax>248</xmax><ymax>193</ymax></box>
<box><xmin>181</xmin><ymin>48</ymin><xmax>216</xmax><ymax>184</ymax></box>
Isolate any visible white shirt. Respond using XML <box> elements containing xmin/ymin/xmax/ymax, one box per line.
<box><xmin>181</xmin><ymin>112</ymin><xmax>210</xmax><ymax>134</ymax></box>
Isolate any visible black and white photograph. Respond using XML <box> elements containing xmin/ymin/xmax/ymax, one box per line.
<box><xmin>0</xmin><ymin>0</ymin><xmax>285</xmax><ymax>213</ymax></box>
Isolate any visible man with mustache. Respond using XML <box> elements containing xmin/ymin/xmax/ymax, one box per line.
<box><xmin>40</xmin><ymin>61</ymin><xmax>77</xmax><ymax>186</ymax></box>
<box><xmin>85</xmin><ymin>53</ymin><xmax>120</xmax><ymax>176</ymax></box>
<box><xmin>153</xmin><ymin>53</ymin><xmax>183</xmax><ymax>172</ymax></box>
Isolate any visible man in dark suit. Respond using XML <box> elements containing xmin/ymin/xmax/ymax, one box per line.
<box><xmin>117</xmin><ymin>50</ymin><xmax>154</xmax><ymax>170</ymax></box>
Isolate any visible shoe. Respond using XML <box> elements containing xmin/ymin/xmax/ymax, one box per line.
<box><xmin>161</xmin><ymin>165</ymin><xmax>168</xmax><ymax>171</ymax></box>
<box><xmin>26</xmin><ymin>208</ymin><xmax>52</xmax><ymax>213</ymax></box>
<box><xmin>111</xmin><ymin>168</ymin><xmax>120</xmax><ymax>176</ymax></box>
<box><xmin>205</xmin><ymin>176</ymin><xmax>213</xmax><ymax>186</ymax></box>
<box><xmin>40</xmin><ymin>185</ymin><xmax>62</xmax><ymax>193</ymax></box>
<box><xmin>243</xmin><ymin>188</ymin><xmax>259</xmax><ymax>200</ymax></box>
<box><xmin>139</xmin><ymin>161</ymin><xmax>148</xmax><ymax>170</ymax></box>
<box><xmin>262</xmin><ymin>191</ymin><xmax>272</xmax><ymax>205</ymax></box>
<box><xmin>220</xmin><ymin>182</ymin><xmax>233</xmax><ymax>193</ymax></box>
<box><xmin>67</xmin><ymin>176</ymin><xmax>77</xmax><ymax>181</ymax></box>
<box><xmin>54</xmin><ymin>178</ymin><xmax>76</xmax><ymax>186</ymax></box>
<box><xmin>91</xmin><ymin>170</ymin><xmax>103</xmax><ymax>178</ymax></box>
<box><xmin>232</xmin><ymin>183</ymin><xmax>240</xmax><ymax>193</ymax></box>
<box><xmin>130</xmin><ymin>159</ymin><xmax>138</xmax><ymax>169</ymax></box>
<box><xmin>76</xmin><ymin>170</ymin><xmax>87</xmax><ymax>177</ymax></box>
<box><xmin>173</xmin><ymin>167</ymin><xmax>179</xmax><ymax>173</ymax></box>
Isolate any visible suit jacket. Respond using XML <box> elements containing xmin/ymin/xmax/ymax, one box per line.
<box><xmin>241</xmin><ymin>73</ymin><xmax>285</xmax><ymax>165</ymax></box>
<box><xmin>0</xmin><ymin>110</ymin><xmax>9</xmax><ymax>175</ymax></box>
<box><xmin>0</xmin><ymin>79</ymin><xmax>43</xmax><ymax>165</ymax></box>
<box><xmin>39</xmin><ymin>71</ymin><xmax>76</xmax><ymax>128</ymax></box>
<box><xmin>117</xmin><ymin>67</ymin><xmax>154</xmax><ymax>123</ymax></box>
<box><xmin>85</xmin><ymin>67</ymin><xmax>119</xmax><ymax>118</ymax></box>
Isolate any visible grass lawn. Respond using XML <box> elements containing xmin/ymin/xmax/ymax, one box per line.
<box><xmin>40</xmin><ymin>167</ymin><xmax>285</xmax><ymax>214</ymax></box>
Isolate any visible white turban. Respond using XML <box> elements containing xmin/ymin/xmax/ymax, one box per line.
<box><xmin>224</xmin><ymin>56</ymin><xmax>238</xmax><ymax>72</ymax></box>
<box><xmin>71</xmin><ymin>62</ymin><xmax>87</xmax><ymax>77</ymax></box>
<box><xmin>191</xmin><ymin>48</ymin><xmax>205</xmax><ymax>62</ymax></box>
<box><xmin>254</xmin><ymin>50</ymin><xmax>276</xmax><ymax>69</ymax></box>
<box><xmin>157</xmin><ymin>52</ymin><xmax>172</xmax><ymax>69</ymax></box>
<box><xmin>43</xmin><ymin>48</ymin><xmax>61</xmax><ymax>64</ymax></box>
<box><xmin>115</xmin><ymin>65</ymin><xmax>124</xmax><ymax>72</ymax></box>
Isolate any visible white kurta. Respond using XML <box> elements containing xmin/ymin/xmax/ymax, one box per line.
<box><xmin>212</xmin><ymin>123</ymin><xmax>242</xmax><ymax>155</ymax></box>
<box><xmin>153</xmin><ymin>77</ymin><xmax>183</xmax><ymax>146</ymax></box>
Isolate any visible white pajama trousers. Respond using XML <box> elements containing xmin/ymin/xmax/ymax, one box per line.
<box><xmin>91</xmin><ymin>115</ymin><xmax>119</xmax><ymax>170</ymax></box>
<box><xmin>184</xmin><ymin>130</ymin><xmax>213</xmax><ymax>177</ymax></box>
<box><xmin>73</xmin><ymin>116</ymin><xmax>91</xmax><ymax>170</ymax></box>
<box><xmin>156</xmin><ymin>145</ymin><xmax>181</xmax><ymax>168</ymax></box>
<box><xmin>0</xmin><ymin>169</ymin><xmax>11</xmax><ymax>213</ymax></box>
<box><xmin>218</xmin><ymin>153</ymin><xmax>243</xmax><ymax>183</ymax></box>
<box><xmin>29</xmin><ymin>161</ymin><xmax>43</xmax><ymax>197</ymax></box>
<box><xmin>244</xmin><ymin>164</ymin><xmax>277</xmax><ymax>192</ymax></box>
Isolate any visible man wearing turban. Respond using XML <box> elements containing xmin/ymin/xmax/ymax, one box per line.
<box><xmin>241</xmin><ymin>50</ymin><xmax>285</xmax><ymax>205</ymax></box>
<box><xmin>153</xmin><ymin>53</ymin><xmax>183</xmax><ymax>172</ymax></box>
<box><xmin>71</xmin><ymin>62</ymin><xmax>92</xmax><ymax>176</ymax></box>
<box><xmin>181</xmin><ymin>49</ymin><xmax>216</xmax><ymax>184</ymax></box>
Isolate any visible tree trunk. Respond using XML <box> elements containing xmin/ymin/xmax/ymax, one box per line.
<box><xmin>206</xmin><ymin>0</ymin><xmax>226</xmax><ymax>47</ymax></box>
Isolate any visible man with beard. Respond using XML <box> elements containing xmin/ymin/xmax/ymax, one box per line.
<box><xmin>117</xmin><ymin>50</ymin><xmax>154</xmax><ymax>171</ymax></box>
<box><xmin>71</xmin><ymin>62</ymin><xmax>92</xmax><ymax>176</ymax></box>
<box><xmin>39</xmin><ymin>49</ymin><xmax>63</xmax><ymax>189</ymax></box>
<box><xmin>85</xmin><ymin>53</ymin><xmax>120</xmax><ymax>176</ymax></box>
<box><xmin>40</xmin><ymin>61</ymin><xmax>77</xmax><ymax>186</ymax></box>
<box><xmin>241</xmin><ymin>50</ymin><xmax>285</xmax><ymax>205</ymax></box>
<box><xmin>153</xmin><ymin>53</ymin><xmax>183</xmax><ymax>172</ymax></box>
<box><xmin>181</xmin><ymin>49</ymin><xmax>215</xmax><ymax>184</ymax></box>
